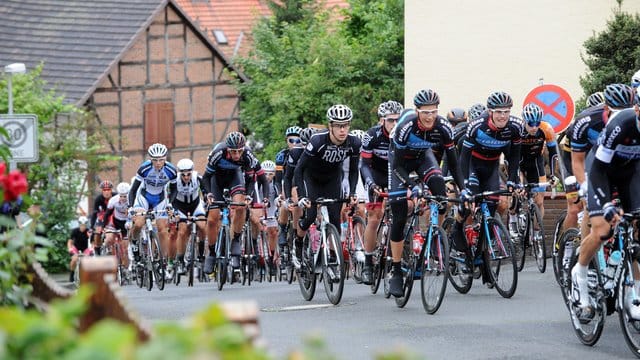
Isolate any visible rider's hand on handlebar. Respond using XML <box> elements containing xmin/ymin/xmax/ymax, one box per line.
<box><xmin>206</xmin><ymin>193</ymin><xmax>215</xmax><ymax>204</ymax></box>
<box><xmin>298</xmin><ymin>197</ymin><xmax>311</xmax><ymax>209</ymax></box>
<box><xmin>349</xmin><ymin>194</ymin><xmax>358</xmax><ymax>206</ymax></box>
<box><xmin>262</xmin><ymin>197</ymin><xmax>270</xmax><ymax>208</ymax></box>
<box><xmin>603</xmin><ymin>201</ymin><xmax>622</xmax><ymax>224</ymax></box>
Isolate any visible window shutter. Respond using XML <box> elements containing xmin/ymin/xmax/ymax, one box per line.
<box><xmin>144</xmin><ymin>102</ymin><xmax>175</xmax><ymax>149</ymax></box>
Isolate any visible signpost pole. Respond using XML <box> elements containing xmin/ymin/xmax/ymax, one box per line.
<box><xmin>7</xmin><ymin>76</ymin><xmax>16</xmax><ymax>171</ymax></box>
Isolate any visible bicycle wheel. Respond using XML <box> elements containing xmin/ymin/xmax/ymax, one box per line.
<box><xmin>151</xmin><ymin>233</ymin><xmax>166</xmax><ymax>291</ymax></box>
<box><xmin>216</xmin><ymin>228</ymin><xmax>228</xmax><ymax>291</ymax></box>
<box><xmin>371</xmin><ymin>222</ymin><xmax>388</xmax><ymax>294</ymax></box>
<box><xmin>187</xmin><ymin>234</ymin><xmax>196</xmax><ymax>287</ymax></box>
<box><xmin>528</xmin><ymin>203</ymin><xmax>546</xmax><ymax>273</ymax></box>
<box><xmin>568</xmin><ymin>252</ymin><xmax>606</xmax><ymax>346</ymax></box>
<box><xmin>135</xmin><ymin>260</ymin><xmax>143</xmax><ymax>288</ymax></box>
<box><xmin>558</xmin><ymin>228</ymin><xmax>580</xmax><ymax>305</ymax></box>
<box><xmin>617</xmin><ymin>262</ymin><xmax>640</xmax><ymax>357</ymax></box>
<box><xmin>421</xmin><ymin>226</ymin><xmax>449</xmax><ymax>314</ymax></box>
<box><xmin>383</xmin><ymin>234</ymin><xmax>393</xmax><ymax>299</ymax></box>
<box><xmin>297</xmin><ymin>235</ymin><xmax>316</xmax><ymax>301</ymax></box>
<box><xmin>323</xmin><ymin>223</ymin><xmax>345</xmax><ymax>305</ymax></box>
<box><xmin>396</xmin><ymin>229</ymin><xmax>416</xmax><ymax>308</ymax></box>
<box><xmin>349</xmin><ymin>216</ymin><xmax>366</xmax><ymax>284</ymax></box>
<box><xmin>443</xmin><ymin>217</ymin><xmax>472</xmax><ymax>294</ymax></box>
<box><xmin>513</xmin><ymin>212</ymin><xmax>527</xmax><ymax>273</ymax></box>
<box><xmin>552</xmin><ymin>210</ymin><xmax>567</xmax><ymax>285</ymax></box>
<box><xmin>483</xmin><ymin>217</ymin><xmax>518</xmax><ymax>298</ymax></box>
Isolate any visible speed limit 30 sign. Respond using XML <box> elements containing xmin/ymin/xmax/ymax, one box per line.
<box><xmin>0</xmin><ymin>114</ymin><xmax>39</xmax><ymax>162</ymax></box>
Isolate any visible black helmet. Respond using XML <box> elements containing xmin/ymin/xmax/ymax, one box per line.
<box><xmin>486</xmin><ymin>91</ymin><xmax>513</xmax><ymax>109</ymax></box>
<box><xmin>225</xmin><ymin>131</ymin><xmax>246</xmax><ymax>149</ymax></box>
<box><xmin>468</xmin><ymin>103</ymin><xmax>487</xmax><ymax>120</ymax></box>
<box><xmin>300</xmin><ymin>127</ymin><xmax>316</xmax><ymax>143</ymax></box>
<box><xmin>413</xmin><ymin>89</ymin><xmax>440</xmax><ymax>107</ymax></box>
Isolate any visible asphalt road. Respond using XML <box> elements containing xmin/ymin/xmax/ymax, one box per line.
<box><xmin>117</xmin><ymin>262</ymin><xmax>636</xmax><ymax>359</ymax></box>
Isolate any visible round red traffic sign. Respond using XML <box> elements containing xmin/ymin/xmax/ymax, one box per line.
<box><xmin>523</xmin><ymin>84</ymin><xmax>575</xmax><ymax>133</ymax></box>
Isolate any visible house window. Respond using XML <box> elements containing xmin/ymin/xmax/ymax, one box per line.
<box><xmin>213</xmin><ymin>29</ymin><xmax>228</xmax><ymax>45</ymax></box>
<box><xmin>144</xmin><ymin>102</ymin><xmax>175</xmax><ymax>149</ymax></box>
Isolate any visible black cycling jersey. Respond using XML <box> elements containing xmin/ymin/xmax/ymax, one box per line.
<box><xmin>360</xmin><ymin>124</ymin><xmax>390</xmax><ymax>189</ymax></box>
<box><xmin>569</xmin><ymin>105</ymin><xmax>606</xmax><ymax>154</ymax></box>
<box><xmin>587</xmin><ymin>108</ymin><xmax>640</xmax><ymax>217</ymax></box>
<box><xmin>520</xmin><ymin>121</ymin><xmax>558</xmax><ymax>176</ymax></box>
<box><xmin>274</xmin><ymin>148</ymin><xmax>288</xmax><ymax>195</ymax></box>
<box><xmin>70</xmin><ymin>227</ymin><xmax>91</xmax><ymax>252</ymax></box>
<box><xmin>283</xmin><ymin>146</ymin><xmax>304</xmax><ymax>199</ymax></box>
<box><xmin>391</xmin><ymin>110</ymin><xmax>464</xmax><ymax>190</ymax></box>
<box><xmin>202</xmin><ymin>143</ymin><xmax>268</xmax><ymax>201</ymax></box>
<box><xmin>91</xmin><ymin>194</ymin><xmax>112</xmax><ymax>228</ymax></box>
<box><xmin>460</xmin><ymin>113</ymin><xmax>523</xmax><ymax>184</ymax></box>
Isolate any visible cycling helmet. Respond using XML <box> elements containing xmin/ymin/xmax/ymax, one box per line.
<box><xmin>177</xmin><ymin>158</ymin><xmax>194</xmax><ymax>171</ymax></box>
<box><xmin>285</xmin><ymin>126</ymin><xmax>302</xmax><ymax>137</ymax></box>
<box><xmin>116</xmin><ymin>182</ymin><xmax>130</xmax><ymax>195</ymax></box>
<box><xmin>604</xmin><ymin>83</ymin><xmax>635</xmax><ymax>109</ymax></box>
<box><xmin>78</xmin><ymin>216</ymin><xmax>89</xmax><ymax>225</ymax></box>
<box><xmin>377</xmin><ymin>100</ymin><xmax>404</xmax><ymax>118</ymax></box>
<box><xmin>349</xmin><ymin>129</ymin><xmax>367</xmax><ymax>141</ymax></box>
<box><xmin>631</xmin><ymin>69</ymin><xmax>640</xmax><ymax>88</ymax></box>
<box><xmin>586</xmin><ymin>91</ymin><xmax>605</xmax><ymax>108</ymax></box>
<box><xmin>225</xmin><ymin>131</ymin><xmax>246</xmax><ymax>149</ymax></box>
<box><xmin>261</xmin><ymin>160</ymin><xmax>276</xmax><ymax>172</ymax></box>
<box><xmin>99</xmin><ymin>180</ymin><xmax>113</xmax><ymax>190</ymax></box>
<box><xmin>147</xmin><ymin>143</ymin><xmax>168</xmax><ymax>158</ymax></box>
<box><xmin>300</xmin><ymin>127</ymin><xmax>316</xmax><ymax>144</ymax></box>
<box><xmin>522</xmin><ymin>103</ymin><xmax>544</xmax><ymax>125</ymax></box>
<box><xmin>446</xmin><ymin>107</ymin><xmax>468</xmax><ymax>125</ymax></box>
<box><xmin>326</xmin><ymin>104</ymin><xmax>353</xmax><ymax>123</ymax></box>
<box><xmin>468</xmin><ymin>103</ymin><xmax>487</xmax><ymax>120</ymax></box>
<box><xmin>487</xmin><ymin>91</ymin><xmax>513</xmax><ymax>109</ymax></box>
<box><xmin>413</xmin><ymin>89</ymin><xmax>440</xmax><ymax>107</ymax></box>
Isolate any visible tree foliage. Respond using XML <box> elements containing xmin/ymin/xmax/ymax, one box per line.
<box><xmin>235</xmin><ymin>0</ymin><xmax>404</xmax><ymax>158</ymax></box>
<box><xmin>578</xmin><ymin>7</ymin><xmax>640</xmax><ymax>111</ymax></box>
<box><xmin>0</xmin><ymin>64</ymin><xmax>116</xmax><ymax>272</ymax></box>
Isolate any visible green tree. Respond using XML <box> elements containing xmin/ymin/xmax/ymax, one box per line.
<box><xmin>0</xmin><ymin>65</ymin><xmax>116</xmax><ymax>272</ymax></box>
<box><xmin>235</xmin><ymin>0</ymin><xmax>404</xmax><ymax>158</ymax></box>
<box><xmin>578</xmin><ymin>6</ymin><xmax>640</xmax><ymax>111</ymax></box>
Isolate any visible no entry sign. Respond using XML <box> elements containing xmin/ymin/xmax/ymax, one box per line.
<box><xmin>523</xmin><ymin>84</ymin><xmax>575</xmax><ymax>133</ymax></box>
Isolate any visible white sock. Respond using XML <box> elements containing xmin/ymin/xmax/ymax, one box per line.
<box><xmin>573</xmin><ymin>263</ymin><xmax>588</xmax><ymax>278</ymax></box>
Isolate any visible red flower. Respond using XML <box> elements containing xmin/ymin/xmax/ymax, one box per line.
<box><xmin>0</xmin><ymin>163</ymin><xmax>28</xmax><ymax>202</ymax></box>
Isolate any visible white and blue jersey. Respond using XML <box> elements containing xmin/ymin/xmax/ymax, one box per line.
<box><xmin>130</xmin><ymin>161</ymin><xmax>178</xmax><ymax>216</ymax></box>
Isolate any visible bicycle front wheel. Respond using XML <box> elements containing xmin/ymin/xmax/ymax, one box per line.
<box><xmin>483</xmin><ymin>217</ymin><xmax>517</xmax><ymax>298</ymax></box>
<box><xmin>323</xmin><ymin>223</ymin><xmax>345</xmax><ymax>305</ymax></box>
<box><xmin>150</xmin><ymin>232</ymin><xmax>166</xmax><ymax>291</ymax></box>
<box><xmin>371</xmin><ymin>222</ymin><xmax>388</xmax><ymax>295</ymax></box>
<box><xmin>187</xmin><ymin>234</ymin><xmax>196</xmax><ymax>287</ymax></box>
<box><xmin>395</xmin><ymin>229</ymin><xmax>416</xmax><ymax>308</ymax></box>
<box><xmin>617</xmin><ymin>262</ymin><xmax>640</xmax><ymax>357</ymax></box>
<box><xmin>568</xmin><ymin>251</ymin><xmax>605</xmax><ymax>346</ymax></box>
<box><xmin>421</xmin><ymin>226</ymin><xmax>449</xmax><ymax>314</ymax></box>
<box><xmin>552</xmin><ymin>210</ymin><xmax>567</xmax><ymax>285</ymax></box>
<box><xmin>513</xmin><ymin>213</ymin><xmax>527</xmax><ymax>273</ymax></box>
<box><xmin>443</xmin><ymin>217</ymin><xmax>472</xmax><ymax>294</ymax></box>
<box><xmin>529</xmin><ymin>203</ymin><xmax>546</xmax><ymax>273</ymax></box>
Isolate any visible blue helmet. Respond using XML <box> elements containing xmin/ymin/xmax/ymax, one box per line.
<box><xmin>285</xmin><ymin>126</ymin><xmax>302</xmax><ymax>137</ymax></box>
<box><xmin>604</xmin><ymin>83</ymin><xmax>635</xmax><ymax>109</ymax></box>
<box><xmin>487</xmin><ymin>91</ymin><xmax>513</xmax><ymax>109</ymax></box>
<box><xmin>413</xmin><ymin>89</ymin><xmax>440</xmax><ymax>107</ymax></box>
<box><xmin>522</xmin><ymin>103</ymin><xmax>543</xmax><ymax>126</ymax></box>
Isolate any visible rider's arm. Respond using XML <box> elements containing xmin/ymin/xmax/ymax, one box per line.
<box><xmin>506</xmin><ymin>142</ymin><xmax>521</xmax><ymax>183</ymax></box>
<box><xmin>274</xmin><ymin>150</ymin><xmax>286</xmax><ymax>195</ymax></box>
<box><xmin>571</xmin><ymin>151</ymin><xmax>587</xmax><ymax>185</ymax></box>
<box><xmin>257</xmin><ymin>171</ymin><xmax>270</xmax><ymax>201</ymax></box>
<box><xmin>283</xmin><ymin>154</ymin><xmax>295</xmax><ymax>199</ymax></box>
<box><xmin>444</xmin><ymin>144</ymin><xmax>464</xmax><ymax>190</ymax></box>
<box><xmin>348</xmin><ymin>152</ymin><xmax>359</xmax><ymax>196</ymax></box>
<box><xmin>543</xmin><ymin>122</ymin><xmax>558</xmax><ymax>177</ymax></box>
<box><xmin>294</xmin><ymin>151</ymin><xmax>310</xmax><ymax>198</ymax></box>
<box><xmin>167</xmin><ymin>181</ymin><xmax>178</xmax><ymax>203</ymax></box>
<box><xmin>128</xmin><ymin>179</ymin><xmax>142</xmax><ymax>208</ymax></box>
<box><xmin>459</xmin><ymin>141</ymin><xmax>472</xmax><ymax>183</ymax></box>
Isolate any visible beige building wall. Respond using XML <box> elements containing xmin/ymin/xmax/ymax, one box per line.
<box><xmin>405</xmin><ymin>0</ymin><xmax>640</xmax><ymax>113</ymax></box>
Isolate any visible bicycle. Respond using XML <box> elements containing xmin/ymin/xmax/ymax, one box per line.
<box><xmin>240</xmin><ymin>202</ymin><xmax>259</xmax><ymax>286</ymax></box>
<box><xmin>509</xmin><ymin>182</ymin><xmax>549</xmax><ymax>273</ymax></box>
<box><xmin>445</xmin><ymin>189</ymin><xmax>518</xmax><ymax>298</ymax></box>
<box><xmin>209</xmin><ymin>191</ymin><xmax>247</xmax><ymax>291</ymax></box>
<box><xmin>418</xmin><ymin>192</ymin><xmax>458</xmax><ymax>314</ymax></box>
<box><xmin>342</xmin><ymin>202</ymin><xmax>366</xmax><ymax>284</ymax></box>
<box><xmin>101</xmin><ymin>227</ymin><xmax>129</xmax><ymax>286</ymax></box>
<box><xmin>371</xmin><ymin>192</ymin><xmax>391</xmax><ymax>296</ymax></box>
<box><xmin>254</xmin><ymin>204</ymin><xmax>279</xmax><ymax>283</ymax></box>
<box><xmin>296</xmin><ymin>197</ymin><xmax>348</xmax><ymax>305</ymax></box>
<box><xmin>174</xmin><ymin>214</ymin><xmax>207</xmax><ymax>287</ymax></box>
<box><xmin>131</xmin><ymin>209</ymin><xmax>168</xmax><ymax>291</ymax></box>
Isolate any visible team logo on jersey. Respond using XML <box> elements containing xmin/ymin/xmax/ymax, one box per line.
<box><xmin>476</xmin><ymin>129</ymin><xmax>509</xmax><ymax>148</ymax></box>
<box><xmin>321</xmin><ymin>146</ymin><xmax>350</xmax><ymax>163</ymax></box>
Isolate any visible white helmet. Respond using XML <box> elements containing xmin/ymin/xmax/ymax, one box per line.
<box><xmin>631</xmin><ymin>69</ymin><xmax>640</xmax><ymax>88</ymax></box>
<box><xmin>116</xmin><ymin>182</ymin><xmax>130</xmax><ymax>195</ymax></box>
<box><xmin>177</xmin><ymin>158</ymin><xmax>194</xmax><ymax>171</ymax></box>
<box><xmin>261</xmin><ymin>160</ymin><xmax>276</xmax><ymax>172</ymax></box>
<box><xmin>147</xmin><ymin>143</ymin><xmax>168</xmax><ymax>158</ymax></box>
<box><xmin>78</xmin><ymin>216</ymin><xmax>89</xmax><ymax>225</ymax></box>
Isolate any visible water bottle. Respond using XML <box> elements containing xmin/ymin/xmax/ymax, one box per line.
<box><xmin>340</xmin><ymin>222</ymin><xmax>348</xmax><ymax>242</ymax></box>
<box><xmin>604</xmin><ymin>250</ymin><xmax>622</xmax><ymax>290</ymax></box>
<box><xmin>564</xmin><ymin>176</ymin><xmax>579</xmax><ymax>203</ymax></box>
<box><xmin>310</xmin><ymin>224</ymin><xmax>320</xmax><ymax>253</ymax></box>
<box><xmin>465</xmin><ymin>225</ymin><xmax>478</xmax><ymax>248</ymax></box>
<box><xmin>562</xmin><ymin>240</ymin><xmax>574</xmax><ymax>270</ymax></box>
<box><xmin>412</xmin><ymin>232</ymin><xmax>424</xmax><ymax>255</ymax></box>
<box><xmin>518</xmin><ymin>213</ymin><xmax>527</xmax><ymax>231</ymax></box>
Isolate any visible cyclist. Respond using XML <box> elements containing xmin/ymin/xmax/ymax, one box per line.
<box><xmin>128</xmin><ymin>143</ymin><xmax>178</xmax><ymax>267</ymax></box>
<box><xmin>275</xmin><ymin>126</ymin><xmax>303</xmax><ymax>252</ymax></box>
<box><xmin>280</xmin><ymin>127</ymin><xmax>316</xmax><ymax>259</ymax></box>
<box><xmin>387</xmin><ymin>89</ymin><xmax>464</xmax><ymax>297</ymax></box>
<box><xmin>90</xmin><ymin>180</ymin><xmax>113</xmax><ymax>256</ymax></box>
<box><xmin>102</xmin><ymin>182</ymin><xmax>130</xmax><ymax>267</ymax></box>
<box><xmin>451</xmin><ymin>91</ymin><xmax>523</xmax><ymax>275</ymax></box>
<box><xmin>359</xmin><ymin>99</ymin><xmax>403</xmax><ymax>285</ymax></box>
<box><xmin>257</xmin><ymin>160</ymin><xmax>279</xmax><ymax>275</ymax></box>
<box><xmin>67</xmin><ymin>216</ymin><xmax>92</xmax><ymax>282</ymax></box>
<box><xmin>171</xmin><ymin>158</ymin><xmax>207</xmax><ymax>275</ymax></box>
<box><xmin>202</xmin><ymin>131</ymin><xmax>269</xmax><ymax>273</ymax></box>
<box><xmin>571</xmin><ymin>106</ymin><xmax>640</xmax><ymax>320</ymax></box>
<box><xmin>294</xmin><ymin>104</ymin><xmax>360</xmax><ymax>266</ymax></box>
<box><xmin>512</xmin><ymin>103</ymin><xmax>557</xmax><ymax>225</ymax></box>
<box><xmin>343</xmin><ymin>128</ymin><xmax>368</xmax><ymax>217</ymax></box>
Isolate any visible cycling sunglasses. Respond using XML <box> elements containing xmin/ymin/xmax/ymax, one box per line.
<box><xmin>526</xmin><ymin>120</ymin><xmax>541</xmax><ymax>127</ymax></box>
<box><xmin>287</xmin><ymin>137</ymin><xmax>301</xmax><ymax>144</ymax></box>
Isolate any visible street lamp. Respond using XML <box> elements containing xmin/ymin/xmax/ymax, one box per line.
<box><xmin>4</xmin><ymin>63</ymin><xmax>26</xmax><ymax>115</ymax></box>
